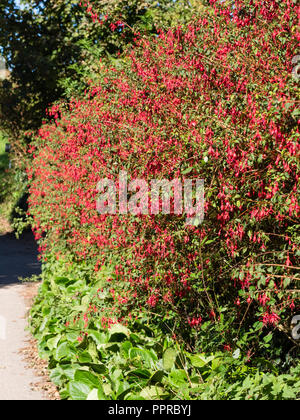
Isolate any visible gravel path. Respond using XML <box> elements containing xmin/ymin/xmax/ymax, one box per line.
<box><xmin>0</xmin><ymin>231</ymin><xmax>45</xmax><ymax>400</ymax></box>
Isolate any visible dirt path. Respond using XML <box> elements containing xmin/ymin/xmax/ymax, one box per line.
<box><xmin>0</xmin><ymin>231</ymin><xmax>46</xmax><ymax>400</ymax></box>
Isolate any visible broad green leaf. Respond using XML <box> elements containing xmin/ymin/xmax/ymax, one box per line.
<box><xmin>47</xmin><ymin>335</ymin><xmax>61</xmax><ymax>351</ymax></box>
<box><xmin>74</xmin><ymin>370</ymin><xmax>100</xmax><ymax>389</ymax></box>
<box><xmin>282</xmin><ymin>388</ymin><xmax>296</xmax><ymax>399</ymax></box>
<box><xmin>88</xmin><ymin>330</ymin><xmax>107</xmax><ymax>347</ymax></box>
<box><xmin>163</xmin><ymin>348</ymin><xmax>177</xmax><ymax>371</ymax></box>
<box><xmin>168</xmin><ymin>370</ymin><xmax>189</xmax><ymax>387</ymax></box>
<box><xmin>149</xmin><ymin>370</ymin><xmax>165</xmax><ymax>384</ymax></box>
<box><xmin>78</xmin><ymin>350</ymin><xmax>93</xmax><ymax>364</ymax></box>
<box><xmin>86</xmin><ymin>389</ymin><xmax>99</xmax><ymax>400</ymax></box>
<box><xmin>54</xmin><ymin>277</ymin><xmax>71</xmax><ymax>286</ymax></box>
<box><xmin>189</xmin><ymin>354</ymin><xmax>209</xmax><ymax>368</ymax></box>
<box><xmin>108</xmin><ymin>324</ymin><xmax>131</xmax><ymax>342</ymax></box>
<box><xmin>140</xmin><ymin>386</ymin><xmax>165</xmax><ymax>399</ymax></box>
<box><xmin>129</xmin><ymin>348</ymin><xmax>158</xmax><ymax>368</ymax></box>
<box><xmin>69</xmin><ymin>381</ymin><xmax>91</xmax><ymax>400</ymax></box>
<box><xmin>125</xmin><ymin>394</ymin><xmax>146</xmax><ymax>401</ymax></box>
<box><xmin>55</xmin><ymin>342</ymin><xmax>76</xmax><ymax>361</ymax></box>
<box><xmin>49</xmin><ymin>367</ymin><xmax>65</xmax><ymax>387</ymax></box>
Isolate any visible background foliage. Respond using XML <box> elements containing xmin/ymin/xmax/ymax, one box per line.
<box><xmin>0</xmin><ymin>0</ymin><xmax>195</xmax><ymax>136</ymax></box>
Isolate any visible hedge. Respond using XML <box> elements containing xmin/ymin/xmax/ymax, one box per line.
<box><xmin>28</xmin><ymin>0</ymin><xmax>299</xmax><ymax>354</ymax></box>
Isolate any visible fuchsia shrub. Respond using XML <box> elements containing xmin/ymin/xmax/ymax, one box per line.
<box><xmin>28</xmin><ymin>0</ymin><xmax>299</xmax><ymax>341</ymax></box>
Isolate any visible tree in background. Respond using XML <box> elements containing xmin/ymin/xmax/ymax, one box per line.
<box><xmin>0</xmin><ymin>0</ymin><xmax>92</xmax><ymax>137</ymax></box>
<box><xmin>0</xmin><ymin>0</ymin><xmax>198</xmax><ymax>140</ymax></box>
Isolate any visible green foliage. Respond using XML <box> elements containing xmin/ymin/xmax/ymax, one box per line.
<box><xmin>29</xmin><ymin>259</ymin><xmax>300</xmax><ymax>400</ymax></box>
<box><xmin>0</xmin><ymin>130</ymin><xmax>31</xmax><ymax>230</ymax></box>
<box><xmin>0</xmin><ymin>130</ymin><xmax>13</xmax><ymax>223</ymax></box>
<box><xmin>0</xmin><ymin>0</ymin><xmax>87</xmax><ymax>133</ymax></box>
<box><xmin>0</xmin><ymin>131</ymin><xmax>8</xmax><ymax>171</ymax></box>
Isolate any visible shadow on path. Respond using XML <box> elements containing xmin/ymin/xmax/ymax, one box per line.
<box><xmin>0</xmin><ymin>231</ymin><xmax>41</xmax><ymax>287</ymax></box>
<box><xmin>0</xmin><ymin>230</ymin><xmax>45</xmax><ymax>400</ymax></box>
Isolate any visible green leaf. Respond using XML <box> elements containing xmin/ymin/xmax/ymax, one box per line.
<box><xmin>78</xmin><ymin>350</ymin><xmax>93</xmax><ymax>364</ymax></box>
<box><xmin>54</xmin><ymin>277</ymin><xmax>70</xmax><ymax>285</ymax></box>
<box><xmin>125</xmin><ymin>394</ymin><xmax>146</xmax><ymax>401</ymax></box>
<box><xmin>69</xmin><ymin>381</ymin><xmax>91</xmax><ymax>400</ymax></box>
<box><xmin>127</xmin><ymin>369</ymin><xmax>151</xmax><ymax>379</ymax></box>
<box><xmin>89</xmin><ymin>363</ymin><xmax>107</xmax><ymax>375</ymax></box>
<box><xmin>88</xmin><ymin>330</ymin><xmax>107</xmax><ymax>347</ymax></box>
<box><xmin>47</xmin><ymin>335</ymin><xmax>61</xmax><ymax>350</ymax></box>
<box><xmin>264</xmin><ymin>334</ymin><xmax>273</xmax><ymax>344</ymax></box>
<box><xmin>74</xmin><ymin>370</ymin><xmax>100</xmax><ymax>389</ymax></box>
<box><xmin>140</xmin><ymin>386</ymin><xmax>165</xmax><ymax>399</ymax></box>
<box><xmin>163</xmin><ymin>348</ymin><xmax>177</xmax><ymax>371</ymax></box>
<box><xmin>182</xmin><ymin>167</ymin><xmax>193</xmax><ymax>175</ymax></box>
<box><xmin>108</xmin><ymin>324</ymin><xmax>131</xmax><ymax>342</ymax></box>
<box><xmin>129</xmin><ymin>348</ymin><xmax>158</xmax><ymax>368</ymax></box>
<box><xmin>149</xmin><ymin>370</ymin><xmax>165</xmax><ymax>384</ymax></box>
<box><xmin>86</xmin><ymin>389</ymin><xmax>99</xmax><ymax>400</ymax></box>
<box><xmin>55</xmin><ymin>342</ymin><xmax>76</xmax><ymax>361</ymax></box>
<box><xmin>189</xmin><ymin>354</ymin><xmax>209</xmax><ymax>368</ymax></box>
<box><xmin>282</xmin><ymin>388</ymin><xmax>296</xmax><ymax>399</ymax></box>
<box><xmin>66</xmin><ymin>331</ymin><xmax>80</xmax><ymax>344</ymax></box>
<box><xmin>49</xmin><ymin>367</ymin><xmax>65</xmax><ymax>387</ymax></box>
<box><xmin>168</xmin><ymin>370</ymin><xmax>189</xmax><ymax>387</ymax></box>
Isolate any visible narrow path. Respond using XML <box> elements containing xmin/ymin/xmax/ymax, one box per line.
<box><xmin>0</xmin><ymin>231</ymin><xmax>45</xmax><ymax>400</ymax></box>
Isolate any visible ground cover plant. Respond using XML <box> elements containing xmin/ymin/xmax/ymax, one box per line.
<box><xmin>28</xmin><ymin>0</ymin><xmax>299</xmax><ymax>400</ymax></box>
<box><xmin>29</xmin><ymin>258</ymin><xmax>300</xmax><ymax>400</ymax></box>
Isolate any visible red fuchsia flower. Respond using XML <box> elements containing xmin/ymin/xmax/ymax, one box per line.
<box><xmin>188</xmin><ymin>316</ymin><xmax>202</xmax><ymax>328</ymax></box>
<box><xmin>246</xmin><ymin>350</ymin><xmax>253</xmax><ymax>363</ymax></box>
<box><xmin>147</xmin><ymin>295</ymin><xmax>159</xmax><ymax>308</ymax></box>
<box><xmin>109</xmin><ymin>20</ymin><xmax>124</xmax><ymax>32</ymax></box>
<box><xmin>258</xmin><ymin>293</ymin><xmax>270</xmax><ymax>307</ymax></box>
<box><xmin>262</xmin><ymin>312</ymin><xmax>281</xmax><ymax>327</ymax></box>
<box><xmin>224</xmin><ymin>344</ymin><xmax>231</xmax><ymax>352</ymax></box>
<box><xmin>83</xmin><ymin>313</ymin><xmax>89</xmax><ymax>328</ymax></box>
<box><xmin>209</xmin><ymin>310</ymin><xmax>216</xmax><ymax>320</ymax></box>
